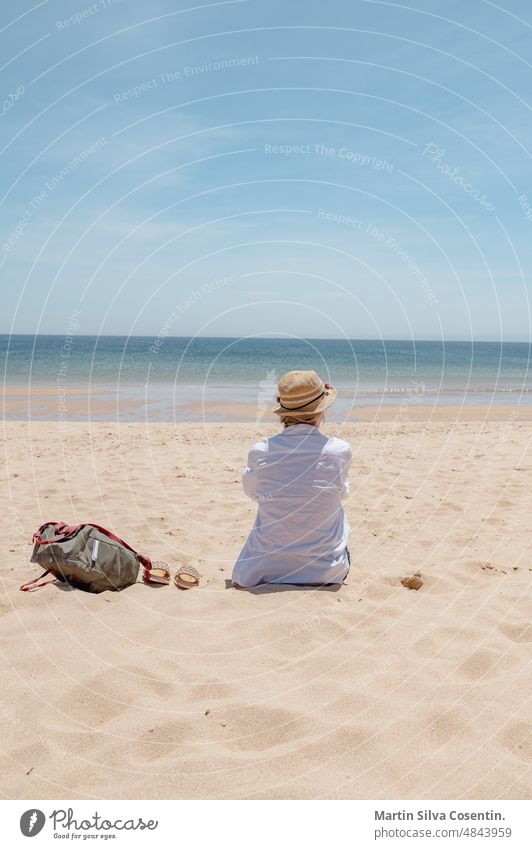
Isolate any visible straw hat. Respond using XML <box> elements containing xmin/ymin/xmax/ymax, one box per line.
<box><xmin>272</xmin><ymin>370</ymin><xmax>337</xmax><ymax>417</ymax></box>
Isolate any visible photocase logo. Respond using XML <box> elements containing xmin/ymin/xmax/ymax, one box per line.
<box><xmin>19</xmin><ymin>806</ymin><xmax>158</xmax><ymax>837</ymax></box>
<box><xmin>20</xmin><ymin>809</ymin><xmax>46</xmax><ymax>837</ymax></box>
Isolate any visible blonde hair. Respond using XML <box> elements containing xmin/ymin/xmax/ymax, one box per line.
<box><xmin>281</xmin><ymin>412</ymin><xmax>324</xmax><ymax>429</ymax></box>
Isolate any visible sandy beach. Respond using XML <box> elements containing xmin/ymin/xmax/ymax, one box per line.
<box><xmin>1</xmin><ymin>412</ymin><xmax>531</xmax><ymax>799</ymax></box>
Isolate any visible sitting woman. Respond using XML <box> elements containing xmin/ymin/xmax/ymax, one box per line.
<box><xmin>232</xmin><ymin>370</ymin><xmax>352</xmax><ymax>588</ymax></box>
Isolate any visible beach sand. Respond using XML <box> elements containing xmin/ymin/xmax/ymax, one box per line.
<box><xmin>1</xmin><ymin>412</ymin><xmax>531</xmax><ymax>799</ymax></box>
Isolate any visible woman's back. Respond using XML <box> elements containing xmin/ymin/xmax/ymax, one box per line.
<box><xmin>232</xmin><ymin>423</ymin><xmax>352</xmax><ymax>587</ymax></box>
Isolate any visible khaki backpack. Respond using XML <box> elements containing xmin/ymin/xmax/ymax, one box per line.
<box><xmin>21</xmin><ymin>521</ymin><xmax>153</xmax><ymax>593</ymax></box>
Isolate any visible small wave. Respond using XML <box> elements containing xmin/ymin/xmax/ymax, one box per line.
<box><xmin>352</xmin><ymin>386</ymin><xmax>532</xmax><ymax>395</ymax></box>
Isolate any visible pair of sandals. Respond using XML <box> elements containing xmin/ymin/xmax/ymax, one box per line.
<box><xmin>144</xmin><ymin>561</ymin><xmax>200</xmax><ymax>589</ymax></box>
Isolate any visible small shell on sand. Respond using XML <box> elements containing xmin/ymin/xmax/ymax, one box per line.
<box><xmin>401</xmin><ymin>574</ymin><xmax>423</xmax><ymax>590</ymax></box>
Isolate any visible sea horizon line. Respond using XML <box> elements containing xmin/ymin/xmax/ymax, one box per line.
<box><xmin>1</xmin><ymin>334</ymin><xmax>532</xmax><ymax>345</ymax></box>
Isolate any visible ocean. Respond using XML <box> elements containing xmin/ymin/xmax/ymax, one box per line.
<box><xmin>1</xmin><ymin>335</ymin><xmax>532</xmax><ymax>420</ymax></box>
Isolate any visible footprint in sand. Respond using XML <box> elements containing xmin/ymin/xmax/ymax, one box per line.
<box><xmin>221</xmin><ymin>705</ymin><xmax>309</xmax><ymax>753</ymax></box>
<box><xmin>501</xmin><ymin>721</ymin><xmax>532</xmax><ymax>763</ymax></box>
<box><xmin>499</xmin><ymin>623</ymin><xmax>532</xmax><ymax>643</ymax></box>
<box><xmin>131</xmin><ymin>719</ymin><xmax>194</xmax><ymax>762</ymax></box>
<box><xmin>457</xmin><ymin>648</ymin><xmax>498</xmax><ymax>680</ymax></box>
<box><xmin>60</xmin><ymin>674</ymin><xmax>131</xmax><ymax>726</ymax></box>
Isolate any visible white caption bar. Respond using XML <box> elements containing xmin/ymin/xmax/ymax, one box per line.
<box><xmin>3</xmin><ymin>799</ymin><xmax>530</xmax><ymax>848</ymax></box>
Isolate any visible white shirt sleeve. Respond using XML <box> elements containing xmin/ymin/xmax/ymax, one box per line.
<box><xmin>241</xmin><ymin>441</ymin><xmax>265</xmax><ymax>502</ymax></box>
<box><xmin>242</xmin><ymin>464</ymin><xmax>258</xmax><ymax>501</ymax></box>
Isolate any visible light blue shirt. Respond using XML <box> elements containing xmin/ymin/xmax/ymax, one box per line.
<box><xmin>232</xmin><ymin>424</ymin><xmax>352</xmax><ymax>587</ymax></box>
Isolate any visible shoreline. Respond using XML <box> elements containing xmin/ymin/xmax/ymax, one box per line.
<box><xmin>3</xmin><ymin>385</ymin><xmax>532</xmax><ymax>422</ymax></box>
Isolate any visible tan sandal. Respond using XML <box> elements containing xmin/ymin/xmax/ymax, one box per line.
<box><xmin>174</xmin><ymin>565</ymin><xmax>200</xmax><ymax>589</ymax></box>
<box><xmin>144</xmin><ymin>561</ymin><xmax>171</xmax><ymax>585</ymax></box>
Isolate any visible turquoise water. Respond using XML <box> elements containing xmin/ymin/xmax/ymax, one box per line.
<box><xmin>2</xmin><ymin>335</ymin><xmax>532</xmax><ymax>420</ymax></box>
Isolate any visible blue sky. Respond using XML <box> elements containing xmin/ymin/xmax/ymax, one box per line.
<box><xmin>1</xmin><ymin>0</ymin><xmax>532</xmax><ymax>340</ymax></box>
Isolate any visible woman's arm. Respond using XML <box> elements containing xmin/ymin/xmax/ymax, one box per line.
<box><xmin>242</xmin><ymin>463</ymin><xmax>258</xmax><ymax>501</ymax></box>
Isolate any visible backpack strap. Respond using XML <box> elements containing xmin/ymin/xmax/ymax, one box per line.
<box><xmin>20</xmin><ymin>570</ymin><xmax>57</xmax><ymax>592</ymax></box>
<box><xmin>32</xmin><ymin>522</ymin><xmax>83</xmax><ymax>546</ymax></box>
<box><xmin>83</xmin><ymin>524</ymin><xmax>153</xmax><ymax>576</ymax></box>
